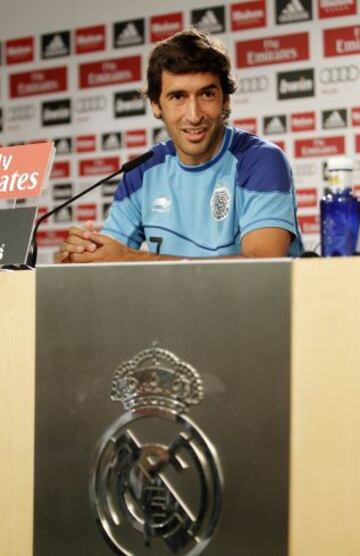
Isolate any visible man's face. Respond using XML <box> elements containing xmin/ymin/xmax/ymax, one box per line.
<box><xmin>151</xmin><ymin>71</ymin><xmax>230</xmax><ymax>166</ymax></box>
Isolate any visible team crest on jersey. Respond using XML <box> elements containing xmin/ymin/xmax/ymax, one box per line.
<box><xmin>210</xmin><ymin>185</ymin><xmax>230</xmax><ymax>222</ymax></box>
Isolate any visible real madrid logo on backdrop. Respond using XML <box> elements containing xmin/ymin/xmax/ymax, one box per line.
<box><xmin>90</xmin><ymin>344</ymin><xmax>223</xmax><ymax>556</ymax></box>
<box><xmin>210</xmin><ymin>184</ymin><xmax>231</xmax><ymax>222</ymax></box>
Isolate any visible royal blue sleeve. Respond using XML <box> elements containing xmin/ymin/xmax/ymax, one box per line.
<box><xmin>102</xmin><ymin>169</ymin><xmax>145</xmax><ymax>249</ymax></box>
<box><xmin>235</xmin><ymin>141</ymin><xmax>299</xmax><ymax>239</ymax></box>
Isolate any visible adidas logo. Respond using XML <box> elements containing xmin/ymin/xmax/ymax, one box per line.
<box><xmin>103</xmin><ymin>133</ymin><xmax>121</xmax><ymax>150</ymax></box>
<box><xmin>323</xmin><ymin>110</ymin><xmax>346</xmax><ymax>128</ymax></box>
<box><xmin>44</xmin><ymin>35</ymin><xmax>68</xmax><ymax>57</ymax></box>
<box><xmin>116</xmin><ymin>22</ymin><xmax>142</xmax><ymax>46</ymax></box>
<box><xmin>196</xmin><ymin>10</ymin><xmax>223</xmax><ymax>33</ymax></box>
<box><xmin>278</xmin><ymin>0</ymin><xmax>310</xmax><ymax>23</ymax></box>
<box><xmin>55</xmin><ymin>138</ymin><xmax>72</xmax><ymax>154</ymax></box>
<box><xmin>264</xmin><ymin>116</ymin><xmax>286</xmax><ymax>134</ymax></box>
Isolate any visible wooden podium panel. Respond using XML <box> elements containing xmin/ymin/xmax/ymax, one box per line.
<box><xmin>0</xmin><ymin>271</ymin><xmax>35</xmax><ymax>556</ymax></box>
<box><xmin>290</xmin><ymin>258</ymin><xmax>360</xmax><ymax>556</ymax></box>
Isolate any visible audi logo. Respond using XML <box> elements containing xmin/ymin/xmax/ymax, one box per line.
<box><xmin>75</xmin><ymin>95</ymin><xmax>107</xmax><ymax>113</ymax></box>
<box><xmin>235</xmin><ymin>75</ymin><xmax>269</xmax><ymax>94</ymax></box>
<box><xmin>293</xmin><ymin>163</ymin><xmax>317</xmax><ymax>177</ymax></box>
<box><xmin>6</xmin><ymin>104</ymin><xmax>36</xmax><ymax>121</ymax></box>
<box><xmin>320</xmin><ymin>65</ymin><xmax>359</xmax><ymax>84</ymax></box>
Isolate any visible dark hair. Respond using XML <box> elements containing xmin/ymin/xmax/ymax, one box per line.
<box><xmin>142</xmin><ymin>29</ymin><xmax>236</xmax><ymax>104</ymax></box>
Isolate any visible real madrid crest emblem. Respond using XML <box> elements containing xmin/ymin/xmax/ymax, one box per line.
<box><xmin>90</xmin><ymin>344</ymin><xmax>223</xmax><ymax>556</ymax></box>
<box><xmin>210</xmin><ymin>185</ymin><xmax>230</xmax><ymax>222</ymax></box>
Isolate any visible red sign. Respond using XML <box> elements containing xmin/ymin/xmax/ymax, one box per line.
<box><xmin>75</xmin><ymin>25</ymin><xmax>106</xmax><ymax>54</ymax></box>
<box><xmin>9</xmin><ymin>67</ymin><xmax>67</xmax><ymax>98</ymax></box>
<box><xmin>233</xmin><ymin>118</ymin><xmax>257</xmax><ymax>134</ymax></box>
<box><xmin>295</xmin><ymin>136</ymin><xmax>345</xmax><ymax>158</ymax></box>
<box><xmin>318</xmin><ymin>0</ymin><xmax>357</xmax><ymax>19</ymax></box>
<box><xmin>76</xmin><ymin>203</ymin><xmax>97</xmax><ymax>221</ymax></box>
<box><xmin>0</xmin><ymin>142</ymin><xmax>55</xmax><ymax>200</ymax></box>
<box><xmin>79</xmin><ymin>56</ymin><xmax>141</xmax><ymax>88</ymax></box>
<box><xmin>125</xmin><ymin>129</ymin><xmax>146</xmax><ymax>148</ymax></box>
<box><xmin>356</xmin><ymin>135</ymin><xmax>360</xmax><ymax>152</ymax></box>
<box><xmin>290</xmin><ymin>112</ymin><xmax>316</xmax><ymax>132</ymax></box>
<box><xmin>79</xmin><ymin>157</ymin><xmax>120</xmax><ymax>176</ymax></box>
<box><xmin>36</xmin><ymin>229</ymin><xmax>68</xmax><ymax>247</ymax></box>
<box><xmin>324</xmin><ymin>25</ymin><xmax>360</xmax><ymax>57</ymax></box>
<box><xmin>352</xmin><ymin>107</ymin><xmax>360</xmax><ymax>126</ymax></box>
<box><xmin>296</xmin><ymin>188</ymin><xmax>318</xmax><ymax>208</ymax></box>
<box><xmin>75</xmin><ymin>135</ymin><xmax>96</xmax><ymax>153</ymax></box>
<box><xmin>50</xmin><ymin>160</ymin><xmax>70</xmax><ymax>179</ymax></box>
<box><xmin>231</xmin><ymin>1</ymin><xmax>266</xmax><ymax>31</ymax></box>
<box><xmin>236</xmin><ymin>32</ymin><xmax>309</xmax><ymax>68</ymax></box>
<box><xmin>6</xmin><ymin>37</ymin><xmax>34</xmax><ymax>64</ymax></box>
<box><xmin>150</xmin><ymin>12</ymin><xmax>183</xmax><ymax>42</ymax></box>
<box><xmin>298</xmin><ymin>214</ymin><xmax>320</xmax><ymax>235</ymax></box>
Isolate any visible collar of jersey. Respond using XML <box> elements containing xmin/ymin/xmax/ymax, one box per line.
<box><xmin>176</xmin><ymin>126</ymin><xmax>233</xmax><ymax>173</ymax></box>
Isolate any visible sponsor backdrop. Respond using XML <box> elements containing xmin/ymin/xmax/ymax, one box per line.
<box><xmin>1</xmin><ymin>0</ymin><xmax>360</xmax><ymax>261</ymax></box>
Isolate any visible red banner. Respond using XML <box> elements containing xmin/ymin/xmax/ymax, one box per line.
<box><xmin>236</xmin><ymin>32</ymin><xmax>309</xmax><ymax>68</ymax></box>
<box><xmin>75</xmin><ymin>135</ymin><xmax>96</xmax><ymax>153</ymax></box>
<box><xmin>318</xmin><ymin>0</ymin><xmax>357</xmax><ymax>19</ymax></box>
<box><xmin>298</xmin><ymin>214</ymin><xmax>320</xmax><ymax>234</ymax></box>
<box><xmin>10</xmin><ymin>67</ymin><xmax>67</xmax><ymax>98</ymax></box>
<box><xmin>296</xmin><ymin>188</ymin><xmax>318</xmax><ymax>208</ymax></box>
<box><xmin>78</xmin><ymin>157</ymin><xmax>120</xmax><ymax>176</ymax></box>
<box><xmin>76</xmin><ymin>203</ymin><xmax>97</xmax><ymax>221</ymax></box>
<box><xmin>324</xmin><ymin>25</ymin><xmax>360</xmax><ymax>57</ymax></box>
<box><xmin>295</xmin><ymin>136</ymin><xmax>345</xmax><ymax>157</ymax></box>
<box><xmin>231</xmin><ymin>1</ymin><xmax>266</xmax><ymax>31</ymax></box>
<box><xmin>75</xmin><ymin>25</ymin><xmax>106</xmax><ymax>54</ymax></box>
<box><xmin>150</xmin><ymin>13</ymin><xmax>183</xmax><ymax>42</ymax></box>
<box><xmin>79</xmin><ymin>57</ymin><xmax>141</xmax><ymax>88</ymax></box>
<box><xmin>290</xmin><ymin>112</ymin><xmax>316</xmax><ymax>132</ymax></box>
<box><xmin>6</xmin><ymin>37</ymin><xmax>34</xmax><ymax>64</ymax></box>
<box><xmin>125</xmin><ymin>129</ymin><xmax>147</xmax><ymax>148</ymax></box>
<box><xmin>50</xmin><ymin>161</ymin><xmax>71</xmax><ymax>179</ymax></box>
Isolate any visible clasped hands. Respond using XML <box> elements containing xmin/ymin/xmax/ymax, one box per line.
<box><xmin>55</xmin><ymin>222</ymin><xmax>139</xmax><ymax>263</ymax></box>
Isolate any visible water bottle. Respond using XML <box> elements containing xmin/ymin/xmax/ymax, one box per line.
<box><xmin>320</xmin><ymin>156</ymin><xmax>360</xmax><ymax>257</ymax></box>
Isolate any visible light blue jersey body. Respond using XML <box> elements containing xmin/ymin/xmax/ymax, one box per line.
<box><xmin>103</xmin><ymin>126</ymin><xmax>303</xmax><ymax>257</ymax></box>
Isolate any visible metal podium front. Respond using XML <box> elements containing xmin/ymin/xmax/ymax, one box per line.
<box><xmin>35</xmin><ymin>261</ymin><xmax>291</xmax><ymax>556</ymax></box>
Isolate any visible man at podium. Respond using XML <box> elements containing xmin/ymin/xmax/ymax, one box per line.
<box><xmin>56</xmin><ymin>29</ymin><xmax>302</xmax><ymax>263</ymax></box>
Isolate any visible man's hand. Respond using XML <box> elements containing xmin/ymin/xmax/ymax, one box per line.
<box><xmin>55</xmin><ymin>221</ymin><xmax>177</xmax><ymax>263</ymax></box>
<box><xmin>55</xmin><ymin>222</ymin><xmax>137</xmax><ymax>263</ymax></box>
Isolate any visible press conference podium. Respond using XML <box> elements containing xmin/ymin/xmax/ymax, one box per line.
<box><xmin>1</xmin><ymin>259</ymin><xmax>360</xmax><ymax>556</ymax></box>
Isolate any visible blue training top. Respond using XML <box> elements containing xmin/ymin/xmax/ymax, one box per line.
<box><xmin>103</xmin><ymin>126</ymin><xmax>303</xmax><ymax>257</ymax></box>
